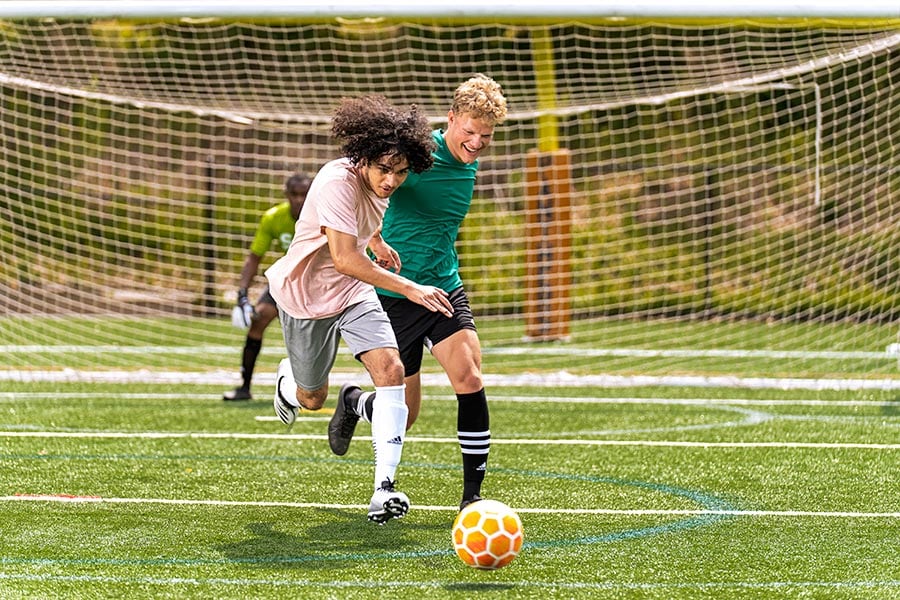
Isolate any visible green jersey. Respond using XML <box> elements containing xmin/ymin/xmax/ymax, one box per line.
<box><xmin>378</xmin><ymin>129</ymin><xmax>478</xmax><ymax>297</ymax></box>
<box><xmin>250</xmin><ymin>202</ymin><xmax>296</xmax><ymax>257</ymax></box>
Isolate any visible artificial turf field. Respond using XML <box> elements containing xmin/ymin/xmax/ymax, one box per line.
<box><xmin>0</xmin><ymin>378</ymin><xmax>897</xmax><ymax>599</ymax></box>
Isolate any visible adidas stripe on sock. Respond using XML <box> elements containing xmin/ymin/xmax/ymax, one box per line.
<box><xmin>458</xmin><ymin>389</ymin><xmax>490</xmax><ymax>500</ymax></box>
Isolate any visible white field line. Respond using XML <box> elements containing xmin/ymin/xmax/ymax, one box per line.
<box><xmin>1</xmin><ymin>494</ymin><xmax>898</xmax><ymax>518</ymax></box>
<box><xmin>2</xmin><ymin>369</ymin><xmax>899</xmax><ymax>390</ymax></box>
<box><xmin>0</xmin><ymin>574</ymin><xmax>896</xmax><ymax>594</ymax></box>
<box><xmin>482</xmin><ymin>395</ymin><xmax>900</xmax><ymax>408</ymax></box>
<box><xmin>0</xmin><ymin>429</ymin><xmax>897</xmax><ymax>449</ymax></box>
<box><xmin>0</xmin><ymin>344</ymin><xmax>893</xmax><ymax>360</ymax></box>
<box><xmin>254</xmin><ymin>415</ymin><xmax>332</xmax><ymax>422</ymax></box>
<box><xmin>4</xmin><ymin>391</ymin><xmax>899</xmax><ymax>408</ymax></box>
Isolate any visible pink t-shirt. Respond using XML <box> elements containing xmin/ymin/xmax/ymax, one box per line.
<box><xmin>265</xmin><ymin>158</ymin><xmax>389</xmax><ymax>319</ymax></box>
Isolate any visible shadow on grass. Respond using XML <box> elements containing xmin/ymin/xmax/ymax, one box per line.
<box><xmin>880</xmin><ymin>395</ymin><xmax>900</xmax><ymax>417</ymax></box>
<box><xmin>217</xmin><ymin>508</ymin><xmax>448</xmax><ymax>570</ymax></box>
<box><xmin>444</xmin><ymin>582</ymin><xmax>518</xmax><ymax>592</ymax></box>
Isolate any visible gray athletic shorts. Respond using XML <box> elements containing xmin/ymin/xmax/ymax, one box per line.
<box><xmin>278</xmin><ymin>297</ymin><xmax>398</xmax><ymax>391</ymax></box>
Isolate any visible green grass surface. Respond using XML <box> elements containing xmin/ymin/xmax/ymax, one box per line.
<box><xmin>3</xmin><ymin>315</ymin><xmax>898</xmax><ymax>379</ymax></box>
<box><xmin>1</xmin><ymin>382</ymin><xmax>898</xmax><ymax>598</ymax></box>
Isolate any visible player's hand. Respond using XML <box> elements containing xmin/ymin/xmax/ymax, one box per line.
<box><xmin>408</xmin><ymin>284</ymin><xmax>453</xmax><ymax>318</ymax></box>
<box><xmin>368</xmin><ymin>237</ymin><xmax>402</xmax><ymax>273</ymax></box>
<box><xmin>231</xmin><ymin>289</ymin><xmax>256</xmax><ymax>329</ymax></box>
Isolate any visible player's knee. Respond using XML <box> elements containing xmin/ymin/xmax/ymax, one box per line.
<box><xmin>454</xmin><ymin>368</ymin><xmax>484</xmax><ymax>393</ymax></box>
<box><xmin>377</xmin><ymin>350</ymin><xmax>406</xmax><ymax>381</ymax></box>
<box><xmin>361</xmin><ymin>348</ymin><xmax>406</xmax><ymax>386</ymax></box>
<box><xmin>382</xmin><ymin>359</ymin><xmax>406</xmax><ymax>384</ymax></box>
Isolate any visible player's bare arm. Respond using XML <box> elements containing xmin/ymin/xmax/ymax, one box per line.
<box><xmin>325</xmin><ymin>227</ymin><xmax>452</xmax><ymax>317</ymax></box>
<box><xmin>368</xmin><ymin>229</ymin><xmax>402</xmax><ymax>273</ymax></box>
<box><xmin>237</xmin><ymin>252</ymin><xmax>263</xmax><ymax>290</ymax></box>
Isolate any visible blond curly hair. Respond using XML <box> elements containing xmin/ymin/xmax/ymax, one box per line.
<box><xmin>451</xmin><ymin>74</ymin><xmax>508</xmax><ymax>125</ymax></box>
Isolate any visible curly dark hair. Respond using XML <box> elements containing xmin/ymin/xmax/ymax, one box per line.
<box><xmin>331</xmin><ymin>95</ymin><xmax>435</xmax><ymax>174</ymax></box>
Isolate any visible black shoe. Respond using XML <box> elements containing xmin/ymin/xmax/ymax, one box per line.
<box><xmin>223</xmin><ymin>387</ymin><xmax>252</xmax><ymax>401</ymax></box>
<box><xmin>459</xmin><ymin>494</ymin><xmax>483</xmax><ymax>511</ymax></box>
<box><xmin>328</xmin><ymin>384</ymin><xmax>361</xmax><ymax>455</ymax></box>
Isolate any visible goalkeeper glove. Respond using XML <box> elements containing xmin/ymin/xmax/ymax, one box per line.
<box><xmin>231</xmin><ymin>288</ymin><xmax>255</xmax><ymax>329</ymax></box>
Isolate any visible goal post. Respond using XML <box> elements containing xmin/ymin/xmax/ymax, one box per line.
<box><xmin>525</xmin><ymin>150</ymin><xmax>572</xmax><ymax>342</ymax></box>
<box><xmin>1</xmin><ymin>2</ymin><xmax>898</xmax><ymax>384</ymax></box>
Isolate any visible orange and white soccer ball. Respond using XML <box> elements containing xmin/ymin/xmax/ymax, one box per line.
<box><xmin>452</xmin><ymin>499</ymin><xmax>524</xmax><ymax>570</ymax></box>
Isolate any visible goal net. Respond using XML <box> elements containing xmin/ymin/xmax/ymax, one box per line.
<box><xmin>1</xmin><ymin>6</ymin><xmax>898</xmax><ymax>386</ymax></box>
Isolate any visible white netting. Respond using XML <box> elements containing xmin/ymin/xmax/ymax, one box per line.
<box><xmin>1</xmin><ymin>16</ymin><xmax>898</xmax><ymax>382</ymax></box>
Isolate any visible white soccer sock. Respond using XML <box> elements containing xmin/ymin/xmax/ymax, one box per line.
<box><xmin>276</xmin><ymin>358</ymin><xmax>299</xmax><ymax>408</ymax></box>
<box><xmin>370</xmin><ymin>384</ymin><xmax>407</xmax><ymax>489</ymax></box>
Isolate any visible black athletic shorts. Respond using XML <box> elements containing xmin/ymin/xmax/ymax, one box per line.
<box><xmin>378</xmin><ymin>286</ymin><xmax>476</xmax><ymax>377</ymax></box>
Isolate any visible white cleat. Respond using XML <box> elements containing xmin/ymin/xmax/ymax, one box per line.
<box><xmin>273</xmin><ymin>358</ymin><xmax>299</xmax><ymax>427</ymax></box>
<box><xmin>367</xmin><ymin>479</ymin><xmax>410</xmax><ymax>524</ymax></box>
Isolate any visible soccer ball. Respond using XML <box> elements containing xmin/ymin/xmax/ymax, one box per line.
<box><xmin>452</xmin><ymin>499</ymin><xmax>523</xmax><ymax>570</ymax></box>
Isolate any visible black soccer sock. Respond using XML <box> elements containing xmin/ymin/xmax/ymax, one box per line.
<box><xmin>457</xmin><ymin>389</ymin><xmax>490</xmax><ymax>501</ymax></box>
<box><xmin>363</xmin><ymin>394</ymin><xmax>375</xmax><ymax>422</ymax></box>
<box><xmin>349</xmin><ymin>388</ymin><xmax>375</xmax><ymax>423</ymax></box>
<box><xmin>240</xmin><ymin>337</ymin><xmax>263</xmax><ymax>390</ymax></box>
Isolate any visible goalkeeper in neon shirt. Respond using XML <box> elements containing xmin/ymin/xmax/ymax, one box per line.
<box><xmin>224</xmin><ymin>173</ymin><xmax>312</xmax><ymax>401</ymax></box>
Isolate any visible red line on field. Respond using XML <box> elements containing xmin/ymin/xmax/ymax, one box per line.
<box><xmin>14</xmin><ymin>493</ymin><xmax>102</xmax><ymax>501</ymax></box>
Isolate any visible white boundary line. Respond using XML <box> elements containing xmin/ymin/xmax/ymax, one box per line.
<box><xmin>3</xmin><ymin>391</ymin><xmax>899</xmax><ymax>407</ymax></box>
<box><xmin>0</xmin><ymin>430</ymin><xmax>897</xmax><ymax>449</ymax></box>
<box><xmin>2</xmin><ymin>494</ymin><xmax>898</xmax><ymax>518</ymax></box>
<box><xmin>1</xmin><ymin>344</ymin><xmax>894</xmax><ymax>360</ymax></box>
<box><xmin>2</xmin><ymin>368</ymin><xmax>899</xmax><ymax>390</ymax></box>
<box><xmin>0</xmin><ymin>573</ymin><xmax>897</xmax><ymax>593</ymax></box>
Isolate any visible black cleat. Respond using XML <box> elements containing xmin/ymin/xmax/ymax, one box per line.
<box><xmin>328</xmin><ymin>383</ymin><xmax>361</xmax><ymax>455</ymax></box>
<box><xmin>223</xmin><ymin>387</ymin><xmax>252</xmax><ymax>401</ymax></box>
<box><xmin>459</xmin><ymin>494</ymin><xmax>483</xmax><ymax>511</ymax></box>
